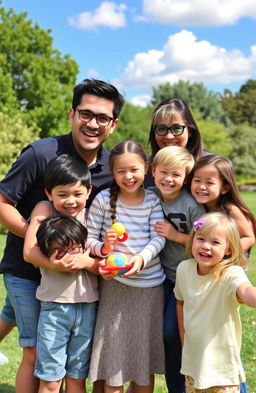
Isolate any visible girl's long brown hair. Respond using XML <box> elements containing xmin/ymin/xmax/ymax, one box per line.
<box><xmin>189</xmin><ymin>154</ymin><xmax>256</xmax><ymax>235</ymax></box>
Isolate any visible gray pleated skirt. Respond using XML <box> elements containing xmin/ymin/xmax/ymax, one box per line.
<box><xmin>88</xmin><ymin>279</ymin><xmax>165</xmax><ymax>386</ymax></box>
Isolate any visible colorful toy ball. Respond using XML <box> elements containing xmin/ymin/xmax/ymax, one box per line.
<box><xmin>106</xmin><ymin>253</ymin><xmax>130</xmax><ymax>276</ymax></box>
<box><xmin>111</xmin><ymin>222</ymin><xmax>128</xmax><ymax>242</ymax></box>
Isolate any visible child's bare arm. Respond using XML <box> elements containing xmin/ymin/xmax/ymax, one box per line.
<box><xmin>23</xmin><ymin>202</ymin><xmax>53</xmax><ymax>268</ymax></box>
<box><xmin>237</xmin><ymin>282</ymin><xmax>256</xmax><ymax>307</ymax></box>
<box><xmin>23</xmin><ymin>202</ymin><xmax>77</xmax><ymax>272</ymax></box>
<box><xmin>229</xmin><ymin>204</ymin><xmax>255</xmax><ymax>251</ymax></box>
<box><xmin>176</xmin><ymin>300</ymin><xmax>185</xmax><ymax>347</ymax></box>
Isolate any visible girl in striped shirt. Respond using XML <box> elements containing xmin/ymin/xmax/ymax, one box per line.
<box><xmin>87</xmin><ymin>140</ymin><xmax>166</xmax><ymax>393</ymax></box>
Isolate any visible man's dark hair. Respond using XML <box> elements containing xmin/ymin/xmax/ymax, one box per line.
<box><xmin>44</xmin><ymin>154</ymin><xmax>91</xmax><ymax>193</ymax></box>
<box><xmin>72</xmin><ymin>78</ymin><xmax>125</xmax><ymax>119</ymax></box>
<box><xmin>36</xmin><ymin>215</ymin><xmax>88</xmax><ymax>257</ymax></box>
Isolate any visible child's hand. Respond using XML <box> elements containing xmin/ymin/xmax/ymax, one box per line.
<box><xmin>98</xmin><ymin>260</ymin><xmax>115</xmax><ymax>280</ymax></box>
<box><xmin>49</xmin><ymin>251</ymin><xmax>78</xmax><ymax>273</ymax></box>
<box><xmin>121</xmin><ymin>255</ymin><xmax>144</xmax><ymax>277</ymax></box>
<box><xmin>101</xmin><ymin>228</ymin><xmax>118</xmax><ymax>255</ymax></box>
<box><xmin>155</xmin><ymin>220</ymin><xmax>178</xmax><ymax>241</ymax></box>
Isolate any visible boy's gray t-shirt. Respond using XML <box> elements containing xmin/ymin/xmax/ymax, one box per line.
<box><xmin>150</xmin><ymin>187</ymin><xmax>205</xmax><ymax>282</ymax></box>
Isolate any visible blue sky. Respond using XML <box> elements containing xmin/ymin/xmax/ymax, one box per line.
<box><xmin>2</xmin><ymin>0</ymin><xmax>256</xmax><ymax>106</ymax></box>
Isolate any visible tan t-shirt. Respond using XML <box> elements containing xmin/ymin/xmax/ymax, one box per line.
<box><xmin>36</xmin><ymin>201</ymin><xmax>99</xmax><ymax>303</ymax></box>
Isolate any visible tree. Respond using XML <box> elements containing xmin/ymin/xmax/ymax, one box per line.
<box><xmin>0</xmin><ymin>108</ymin><xmax>40</xmax><ymax>179</ymax></box>
<box><xmin>0</xmin><ymin>5</ymin><xmax>78</xmax><ymax>138</ymax></box>
<box><xmin>105</xmin><ymin>102</ymin><xmax>153</xmax><ymax>152</ymax></box>
<box><xmin>227</xmin><ymin>124</ymin><xmax>256</xmax><ymax>179</ymax></box>
<box><xmin>220</xmin><ymin>80</ymin><xmax>256</xmax><ymax>127</ymax></box>
<box><xmin>151</xmin><ymin>80</ymin><xmax>229</xmax><ymax>125</ymax></box>
<box><xmin>196</xmin><ymin>117</ymin><xmax>230</xmax><ymax>157</ymax></box>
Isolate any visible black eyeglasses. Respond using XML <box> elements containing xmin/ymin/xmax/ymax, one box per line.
<box><xmin>76</xmin><ymin>109</ymin><xmax>113</xmax><ymax>126</ymax></box>
<box><xmin>49</xmin><ymin>245</ymin><xmax>82</xmax><ymax>258</ymax></box>
<box><xmin>154</xmin><ymin>124</ymin><xmax>186</xmax><ymax>136</ymax></box>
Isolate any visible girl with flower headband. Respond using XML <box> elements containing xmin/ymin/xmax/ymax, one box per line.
<box><xmin>174</xmin><ymin>212</ymin><xmax>256</xmax><ymax>393</ymax></box>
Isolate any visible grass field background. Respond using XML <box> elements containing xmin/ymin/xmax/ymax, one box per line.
<box><xmin>0</xmin><ymin>191</ymin><xmax>255</xmax><ymax>392</ymax></box>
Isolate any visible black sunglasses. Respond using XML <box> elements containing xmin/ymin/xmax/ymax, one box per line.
<box><xmin>154</xmin><ymin>124</ymin><xmax>186</xmax><ymax>136</ymax></box>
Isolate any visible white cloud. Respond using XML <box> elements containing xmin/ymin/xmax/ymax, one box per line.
<box><xmin>129</xmin><ymin>94</ymin><xmax>152</xmax><ymax>107</ymax></box>
<box><xmin>85</xmin><ymin>68</ymin><xmax>100</xmax><ymax>77</ymax></box>
<box><xmin>68</xmin><ymin>2</ymin><xmax>127</xmax><ymax>30</ymax></box>
<box><xmin>141</xmin><ymin>0</ymin><xmax>256</xmax><ymax>26</ymax></box>
<box><xmin>116</xmin><ymin>30</ymin><xmax>256</xmax><ymax>92</ymax></box>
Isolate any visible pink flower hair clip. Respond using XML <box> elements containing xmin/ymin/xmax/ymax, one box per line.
<box><xmin>193</xmin><ymin>218</ymin><xmax>205</xmax><ymax>231</ymax></box>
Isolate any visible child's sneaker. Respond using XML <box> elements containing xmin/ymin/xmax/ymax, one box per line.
<box><xmin>0</xmin><ymin>351</ymin><xmax>9</xmax><ymax>364</ymax></box>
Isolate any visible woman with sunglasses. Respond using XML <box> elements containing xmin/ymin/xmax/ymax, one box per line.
<box><xmin>145</xmin><ymin>98</ymin><xmax>203</xmax><ymax>188</ymax></box>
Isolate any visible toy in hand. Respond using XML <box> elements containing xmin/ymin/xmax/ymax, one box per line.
<box><xmin>103</xmin><ymin>253</ymin><xmax>133</xmax><ymax>276</ymax></box>
<box><xmin>111</xmin><ymin>222</ymin><xmax>128</xmax><ymax>242</ymax></box>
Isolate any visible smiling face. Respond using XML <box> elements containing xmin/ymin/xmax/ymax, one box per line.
<box><xmin>152</xmin><ymin>164</ymin><xmax>186</xmax><ymax>202</ymax></box>
<box><xmin>154</xmin><ymin>115</ymin><xmax>190</xmax><ymax>150</ymax></box>
<box><xmin>191</xmin><ymin>164</ymin><xmax>229</xmax><ymax>210</ymax></box>
<box><xmin>69</xmin><ymin>94</ymin><xmax>118</xmax><ymax>163</ymax></box>
<box><xmin>112</xmin><ymin>153</ymin><xmax>147</xmax><ymax>198</ymax></box>
<box><xmin>192</xmin><ymin>227</ymin><xmax>231</xmax><ymax>275</ymax></box>
<box><xmin>46</xmin><ymin>182</ymin><xmax>90</xmax><ymax>218</ymax></box>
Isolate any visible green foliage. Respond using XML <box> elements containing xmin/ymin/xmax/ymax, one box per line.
<box><xmin>0</xmin><ymin>5</ymin><xmax>78</xmax><ymax>138</ymax></box>
<box><xmin>220</xmin><ymin>79</ymin><xmax>256</xmax><ymax>127</ymax></box>
<box><xmin>239</xmin><ymin>79</ymin><xmax>256</xmax><ymax>94</ymax></box>
<box><xmin>196</xmin><ymin>115</ymin><xmax>231</xmax><ymax>157</ymax></box>
<box><xmin>227</xmin><ymin>124</ymin><xmax>256</xmax><ymax>179</ymax></box>
<box><xmin>104</xmin><ymin>102</ymin><xmax>153</xmax><ymax>152</ymax></box>
<box><xmin>0</xmin><ymin>108</ymin><xmax>40</xmax><ymax>179</ymax></box>
<box><xmin>151</xmin><ymin>80</ymin><xmax>229</xmax><ymax>125</ymax></box>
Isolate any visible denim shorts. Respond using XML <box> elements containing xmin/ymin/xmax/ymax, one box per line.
<box><xmin>0</xmin><ymin>273</ymin><xmax>40</xmax><ymax>347</ymax></box>
<box><xmin>35</xmin><ymin>301</ymin><xmax>97</xmax><ymax>381</ymax></box>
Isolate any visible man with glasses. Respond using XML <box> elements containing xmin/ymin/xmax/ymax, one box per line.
<box><xmin>0</xmin><ymin>79</ymin><xmax>124</xmax><ymax>393</ymax></box>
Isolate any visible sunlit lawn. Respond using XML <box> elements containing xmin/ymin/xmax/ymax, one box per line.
<box><xmin>0</xmin><ymin>192</ymin><xmax>255</xmax><ymax>392</ymax></box>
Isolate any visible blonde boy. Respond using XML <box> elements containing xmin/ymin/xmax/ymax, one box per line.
<box><xmin>150</xmin><ymin>146</ymin><xmax>205</xmax><ymax>390</ymax></box>
<box><xmin>151</xmin><ymin>145</ymin><xmax>205</xmax><ymax>279</ymax></box>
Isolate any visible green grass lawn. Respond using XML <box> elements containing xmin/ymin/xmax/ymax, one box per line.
<box><xmin>0</xmin><ymin>192</ymin><xmax>256</xmax><ymax>392</ymax></box>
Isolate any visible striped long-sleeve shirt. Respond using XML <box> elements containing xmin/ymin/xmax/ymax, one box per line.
<box><xmin>87</xmin><ymin>188</ymin><xmax>166</xmax><ymax>287</ymax></box>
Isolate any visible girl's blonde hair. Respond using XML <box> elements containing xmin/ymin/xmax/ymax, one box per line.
<box><xmin>153</xmin><ymin>146</ymin><xmax>195</xmax><ymax>177</ymax></box>
<box><xmin>189</xmin><ymin>154</ymin><xmax>256</xmax><ymax>235</ymax></box>
<box><xmin>186</xmin><ymin>212</ymin><xmax>248</xmax><ymax>279</ymax></box>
